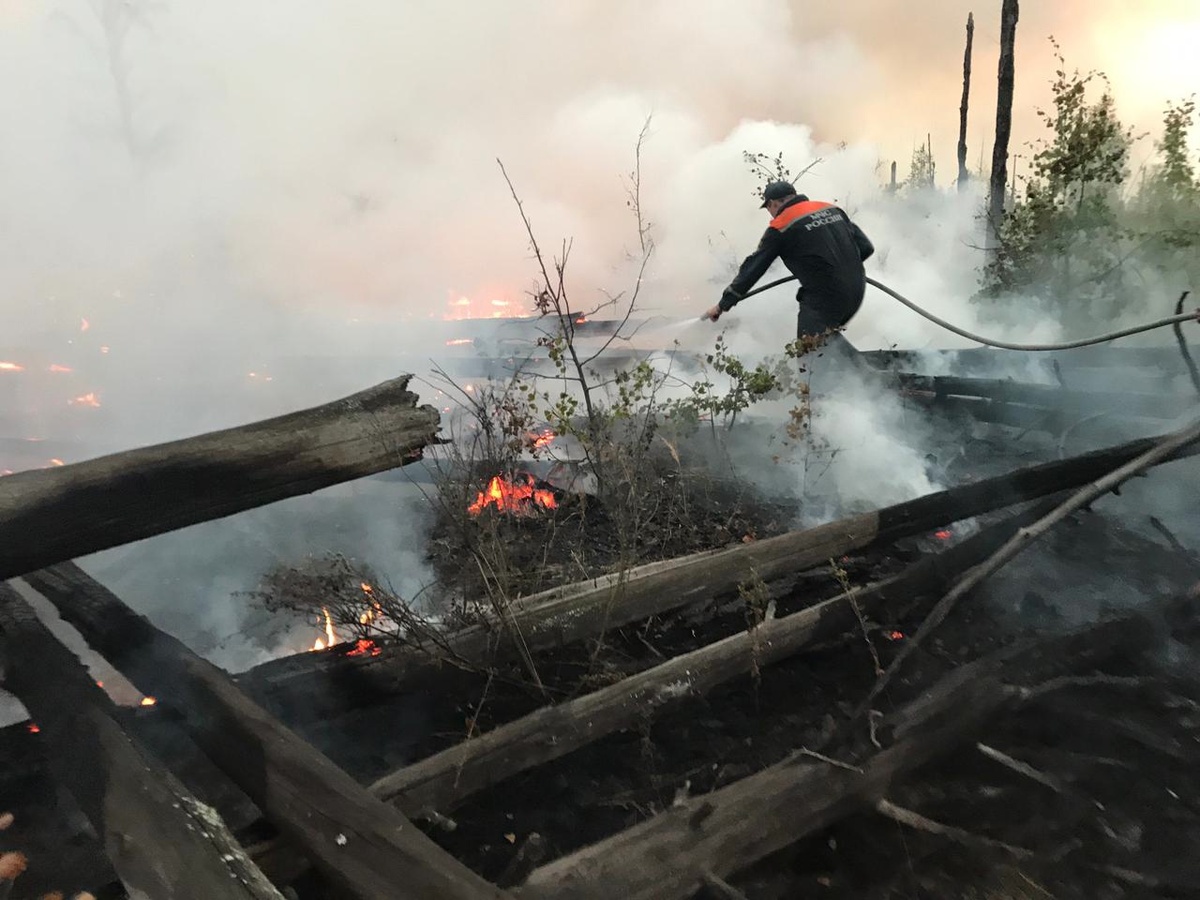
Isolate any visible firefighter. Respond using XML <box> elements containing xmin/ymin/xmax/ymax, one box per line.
<box><xmin>702</xmin><ymin>180</ymin><xmax>875</xmax><ymax>352</ymax></box>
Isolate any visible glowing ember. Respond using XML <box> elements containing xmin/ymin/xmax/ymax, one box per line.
<box><xmin>48</xmin><ymin>364</ymin><xmax>73</xmax><ymax>373</ymax></box>
<box><xmin>26</xmin><ymin>723</ymin><xmax>39</xmax><ymax>734</ymax></box>
<box><xmin>575</xmin><ymin>316</ymin><xmax>587</xmax><ymax>324</ymax></box>
<box><xmin>347</xmin><ymin>639</ymin><xmax>382</xmax><ymax>657</ymax></box>
<box><xmin>69</xmin><ymin>392</ymin><xmax>101</xmax><ymax>407</ymax></box>
<box><xmin>934</xmin><ymin>529</ymin><xmax>953</xmax><ymax>541</ymax></box>
<box><xmin>0</xmin><ymin>361</ymin><xmax>24</xmax><ymax>372</ymax></box>
<box><xmin>886</xmin><ymin>630</ymin><xmax>905</xmax><ymax>641</ymax></box>
<box><xmin>468</xmin><ymin>473</ymin><xmax>558</xmax><ymax>515</ymax></box>
<box><xmin>140</xmin><ymin>696</ymin><xmax>157</xmax><ymax>707</ymax></box>
<box><xmin>81</xmin><ymin>317</ymin><xmax>90</xmax><ymax>332</ymax></box>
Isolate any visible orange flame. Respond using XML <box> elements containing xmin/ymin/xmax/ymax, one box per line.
<box><xmin>48</xmin><ymin>364</ymin><xmax>73</xmax><ymax>373</ymax></box>
<box><xmin>0</xmin><ymin>361</ymin><xmax>24</xmax><ymax>372</ymax></box>
<box><xmin>444</xmin><ymin>338</ymin><xmax>473</xmax><ymax>346</ymax></box>
<box><xmin>140</xmin><ymin>696</ymin><xmax>157</xmax><ymax>707</ymax></box>
<box><xmin>530</xmin><ymin>428</ymin><xmax>555</xmax><ymax>450</ymax></box>
<box><xmin>468</xmin><ymin>473</ymin><xmax>558</xmax><ymax>515</ymax></box>
<box><xmin>26</xmin><ymin>723</ymin><xmax>39</xmax><ymax>734</ymax></box>
<box><xmin>69</xmin><ymin>392</ymin><xmax>100</xmax><ymax>408</ymax></box>
<box><xmin>886</xmin><ymin>630</ymin><xmax>905</xmax><ymax>641</ymax></box>
<box><xmin>48</xmin><ymin>459</ymin><xmax>65</xmax><ymax>467</ymax></box>
<box><xmin>311</xmin><ymin>607</ymin><xmax>339</xmax><ymax>651</ymax></box>
<box><xmin>934</xmin><ymin>529</ymin><xmax>952</xmax><ymax>541</ymax></box>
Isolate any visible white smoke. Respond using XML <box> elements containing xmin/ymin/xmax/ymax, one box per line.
<box><xmin>0</xmin><ymin>0</ymin><xmax>1191</xmax><ymax>679</ymax></box>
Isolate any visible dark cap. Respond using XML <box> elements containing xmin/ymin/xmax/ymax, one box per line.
<box><xmin>759</xmin><ymin>180</ymin><xmax>796</xmax><ymax>208</ymax></box>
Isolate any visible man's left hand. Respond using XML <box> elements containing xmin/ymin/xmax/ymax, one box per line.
<box><xmin>702</xmin><ymin>305</ymin><xmax>723</xmax><ymax>322</ymax></box>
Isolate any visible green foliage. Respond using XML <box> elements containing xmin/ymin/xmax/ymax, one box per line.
<box><xmin>662</xmin><ymin>334</ymin><xmax>785</xmax><ymax>430</ymax></box>
<box><xmin>984</xmin><ymin>39</ymin><xmax>1199</xmax><ymax>316</ymax></box>
<box><xmin>905</xmin><ymin>137</ymin><xmax>937</xmax><ymax>193</ymax></box>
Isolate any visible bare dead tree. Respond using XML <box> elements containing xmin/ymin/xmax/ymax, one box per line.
<box><xmin>988</xmin><ymin>0</ymin><xmax>1020</xmax><ymax>247</ymax></box>
<box><xmin>957</xmin><ymin>11</ymin><xmax>975</xmax><ymax>191</ymax></box>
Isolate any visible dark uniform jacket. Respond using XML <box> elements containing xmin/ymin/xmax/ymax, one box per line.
<box><xmin>718</xmin><ymin>195</ymin><xmax>875</xmax><ymax>330</ymax></box>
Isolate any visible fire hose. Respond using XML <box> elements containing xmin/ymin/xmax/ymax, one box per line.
<box><xmin>730</xmin><ymin>274</ymin><xmax>1200</xmax><ymax>353</ymax></box>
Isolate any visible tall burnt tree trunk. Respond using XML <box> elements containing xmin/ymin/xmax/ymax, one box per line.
<box><xmin>957</xmin><ymin>12</ymin><xmax>975</xmax><ymax>191</ymax></box>
<box><xmin>988</xmin><ymin>0</ymin><xmax>1019</xmax><ymax>248</ymax></box>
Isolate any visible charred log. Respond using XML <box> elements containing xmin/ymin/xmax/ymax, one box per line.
<box><xmin>513</xmin><ymin>598</ymin><xmax>1171</xmax><ymax>900</ymax></box>
<box><xmin>956</xmin><ymin>12</ymin><xmax>974</xmax><ymax>191</ymax></box>
<box><xmin>369</xmin><ymin>497</ymin><xmax>1063</xmax><ymax>816</ymax></box>
<box><xmin>239</xmin><ymin>430</ymin><xmax>1200</xmax><ymax>718</ymax></box>
<box><xmin>0</xmin><ymin>583</ymin><xmax>284</xmax><ymax>900</ymax></box>
<box><xmin>19</xmin><ymin>564</ymin><xmax>510</xmax><ymax>900</ymax></box>
<box><xmin>892</xmin><ymin>372</ymin><xmax>1192</xmax><ymax>420</ymax></box>
<box><xmin>0</xmin><ymin>375</ymin><xmax>440</xmax><ymax>581</ymax></box>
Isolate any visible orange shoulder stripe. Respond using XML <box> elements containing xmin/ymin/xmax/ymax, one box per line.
<box><xmin>769</xmin><ymin>200</ymin><xmax>832</xmax><ymax>230</ymax></box>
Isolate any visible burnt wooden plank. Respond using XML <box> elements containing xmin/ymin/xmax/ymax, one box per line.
<box><xmin>515</xmin><ymin>601</ymin><xmax>1171</xmax><ymax>899</ymax></box>
<box><xmin>0</xmin><ymin>583</ymin><xmax>285</xmax><ymax>900</ymax></box>
<box><xmin>20</xmin><ymin>564</ymin><xmax>510</xmax><ymax>900</ymax></box>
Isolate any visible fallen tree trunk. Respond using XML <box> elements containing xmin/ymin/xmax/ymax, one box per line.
<box><xmin>19</xmin><ymin>565</ymin><xmax>509</xmax><ymax>900</ymax></box>
<box><xmin>893</xmin><ymin>373</ymin><xmax>1191</xmax><ymax>419</ymax></box>
<box><xmin>514</xmin><ymin>599</ymin><xmax>1172</xmax><ymax>900</ymax></box>
<box><xmin>0</xmin><ymin>375</ymin><xmax>439</xmax><ymax>581</ymax></box>
<box><xmin>240</xmin><ymin>430</ymin><xmax>1200</xmax><ymax>715</ymax></box>
<box><xmin>0</xmin><ymin>584</ymin><xmax>285</xmax><ymax>900</ymax></box>
<box><xmin>370</xmin><ymin>497</ymin><xmax>1062</xmax><ymax>815</ymax></box>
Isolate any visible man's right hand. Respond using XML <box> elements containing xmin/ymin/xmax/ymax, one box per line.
<box><xmin>702</xmin><ymin>304</ymin><xmax>723</xmax><ymax>322</ymax></box>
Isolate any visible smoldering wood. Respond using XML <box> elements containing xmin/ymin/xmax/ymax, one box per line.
<box><xmin>513</xmin><ymin>603</ymin><xmax>1164</xmax><ymax>900</ymax></box>
<box><xmin>856</xmin><ymin>415</ymin><xmax>1200</xmax><ymax>716</ymax></box>
<box><xmin>0</xmin><ymin>583</ymin><xmax>285</xmax><ymax>900</ymax></box>
<box><xmin>988</xmin><ymin>0</ymin><xmax>1020</xmax><ymax>245</ymax></box>
<box><xmin>957</xmin><ymin>11</ymin><xmax>975</xmax><ymax>191</ymax></box>
<box><xmin>238</xmin><ymin>429</ymin><xmax>1200</xmax><ymax>718</ymax></box>
<box><xmin>892</xmin><ymin>372</ymin><xmax>1193</xmax><ymax>420</ymax></box>
<box><xmin>368</xmin><ymin>497</ymin><xmax>1062</xmax><ymax>816</ymax></box>
<box><xmin>0</xmin><ymin>375</ymin><xmax>440</xmax><ymax>581</ymax></box>
<box><xmin>19</xmin><ymin>564</ymin><xmax>510</xmax><ymax>900</ymax></box>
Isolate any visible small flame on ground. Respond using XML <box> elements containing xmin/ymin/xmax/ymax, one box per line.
<box><xmin>934</xmin><ymin>529</ymin><xmax>953</xmax><ymax>541</ymax></box>
<box><xmin>530</xmin><ymin>428</ymin><xmax>555</xmax><ymax>450</ymax></box>
<box><xmin>48</xmin><ymin>364</ymin><xmax>73</xmax><ymax>373</ymax></box>
<box><xmin>0</xmin><ymin>361</ymin><xmax>24</xmax><ymax>372</ymax></box>
<box><xmin>140</xmin><ymin>696</ymin><xmax>157</xmax><ymax>707</ymax></box>
<box><xmin>468</xmin><ymin>473</ymin><xmax>557</xmax><ymax>515</ymax></box>
<box><xmin>69</xmin><ymin>392</ymin><xmax>100</xmax><ymax>408</ymax></box>
<box><xmin>26</xmin><ymin>723</ymin><xmax>39</xmax><ymax>734</ymax></box>
<box><xmin>886</xmin><ymin>630</ymin><xmax>905</xmax><ymax>641</ymax></box>
<box><xmin>444</xmin><ymin>338</ymin><xmax>473</xmax><ymax>346</ymax></box>
<box><xmin>0</xmin><ymin>469</ymin><xmax>12</xmax><ymax>477</ymax></box>
<box><xmin>48</xmin><ymin>459</ymin><xmax>65</xmax><ymax>467</ymax></box>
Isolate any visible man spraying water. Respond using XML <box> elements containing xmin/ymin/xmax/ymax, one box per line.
<box><xmin>702</xmin><ymin>180</ymin><xmax>875</xmax><ymax>356</ymax></box>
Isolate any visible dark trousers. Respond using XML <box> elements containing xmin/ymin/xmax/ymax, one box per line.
<box><xmin>794</xmin><ymin>288</ymin><xmax>865</xmax><ymax>386</ymax></box>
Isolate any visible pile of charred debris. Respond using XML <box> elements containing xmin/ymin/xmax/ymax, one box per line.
<box><xmin>1</xmin><ymin>344</ymin><xmax>1199</xmax><ymax>900</ymax></box>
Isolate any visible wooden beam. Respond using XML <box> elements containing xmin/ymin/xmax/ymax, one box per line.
<box><xmin>892</xmin><ymin>372</ymin><xmax>1191</xmax><ymax>419</ymax></box>
<box><xmin>514</xmin><ymin>601</ymin><xmax>1165</xmax><ymax>900</ymax></box>
<box><xmin>0</xmin><ymin>584</ymin><xmax>285</xmax><ymax>900</ymax></box>
<box><xmin>239</xmin><ymin>430</ymin><xmax>1200</xmax><ymax>717</ymax></box>
<box><xmin>369</xmin><ymin>497</ymin><xmax>1061</xmax><ymax>815</ymax></box>
<box><xmin>18</xmin><ymin>566</ymin><xmax>510</xmax><ymax>900</ymax></box>
<box><xmin>0</xmin><ymin>375</ymin><xmax>440</xmax><ymax>581</ymax></box>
